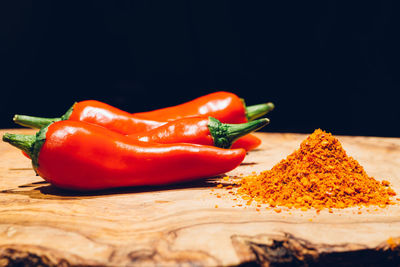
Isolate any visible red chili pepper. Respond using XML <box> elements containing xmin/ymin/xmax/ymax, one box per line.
<box><xmin>13</xmin><ymin>92</ymin><xmax>274</xmax><ymax>134</ymax></box>
<box><xmin>133</xmin><ymin>91</ymin><xmax>273</xmax><ymax>123</ymax></box>
<box><xmin>21</xmin><ymin>150</ymin><xmax>31</xmax><ymax>159</ymax></box>
<box><xmin>128</xmin><ymin>116</ymin><xmax>269</xmax><ymax>150</ymax></box>
<box><xmin>14</xmin><ymin>100</ymin><xmax>165</xmax><ymax>134</ymax></box>
<box><xmin>231</xmin><ymin>134</ymin><xmax>262</xmax><ymax>151</ymax></box>
<box><xmin>3</xmin><ymin>120</ymin><xmax>246</xmax><ymax>191</ymax></box>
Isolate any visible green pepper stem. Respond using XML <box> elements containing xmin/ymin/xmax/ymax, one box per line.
<box><xmin>13</xmin><ymin>103</ymin><xmax>75</xmax><ymax>129</ymax></box>
<box><xmin>246</xmin><ymin>102</ymin><xmax>275</xmax><ymax>121</ymax></box>
<box><xmin>225</xmin><ymin>118</ymin><xmax>269</xmax><ymax>143</ymax></box>
<box><xmin>208</xmin><ymin>117</ymin><xmax>270</xmax><ymax>148</ymax></box>
<box><xmin>3</xmin><ymin>126</ymin><xmax>48</xmax><ymax>168</ymax></box>
<box><xmin>2</xmin><ymin>133</ymin><xmax>35</xmax><ymax>157</ymax></box>
<box><xmin>13</xmin><ymin>115</ymin><xmax>60</xmax><ymax>129</ymax></box>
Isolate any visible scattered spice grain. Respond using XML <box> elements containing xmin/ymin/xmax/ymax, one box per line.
<box><xmin>387</xmin><ymin>237</ymin><xmax>400</xmax><ymax>250</ymax></box>
<box><xmin>236</xmin><ymin>129</ymin><xmax>396</xmax><ymax>211</ymax></box>
<box><xmin>274</xmin><ymin>208</ymin><xmax>282</xmax><ymax>213</ymax></box>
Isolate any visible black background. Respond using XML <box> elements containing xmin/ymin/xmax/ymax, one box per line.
<box><xmin>1</xmin><ymin>1</ymin><xmax>399</xmax><ymax>137</ymax></box>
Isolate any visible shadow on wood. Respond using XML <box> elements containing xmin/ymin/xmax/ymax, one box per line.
<box><xmin>0</xmin><ymin>177</ymin><xmax>225</xmax><ymax>200</ymax></box>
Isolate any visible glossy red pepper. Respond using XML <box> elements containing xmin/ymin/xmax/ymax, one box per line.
<box><xmin>13</xmin><ymin>92</ymin><xmax>274</xmax><ymax>134</ymax></box>
<box><xmin>134</xmin><ymin>91</ymin><xmax>250</xmax><ymax>123</ymax></box>
<box><xmin>21</xmin><ymin>150</ymin><xmax>31</xmax><ymax>159</ymax></box>
<box><xmin>3</xmin><ymin>120</ymin><xmax>246</xmax><ymax>191</ymax></box>
<box><xmin>128</xmin><ymin>116</ymin><xmax>269</xmax><ymax>150</ymax></box>
<box><xmin>231</xmin><ymin>134</ymin><xmax>262</xmax><ymax>151</ymax></box>
<box><xmin>15</xmin><ymin>100</ymin><xmax>165</xmax><ymax>134</ymax></box>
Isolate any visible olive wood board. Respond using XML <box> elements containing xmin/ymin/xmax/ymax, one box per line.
<box><xmin>0</xmin><ymin>129</ymin><xmax>399</xmax><ymax>266</ymax></box>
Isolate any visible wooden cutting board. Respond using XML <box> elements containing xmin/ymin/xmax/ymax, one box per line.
<box><xmin>0</xmin><ymin>129</ymin><xmax>399</xmax><ymax>266</ymax></box>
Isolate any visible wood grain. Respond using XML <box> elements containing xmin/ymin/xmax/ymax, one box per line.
<box><xmin>0</xmin><ymin>129</ymin><xmax>399</xmax><ymax>266</ymax></box>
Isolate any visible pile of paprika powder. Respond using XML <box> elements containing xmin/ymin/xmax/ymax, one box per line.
<box><xmin>235</xmin><ymin>129</ymin><xmax>396</xmax><ymax>211</ymax></box>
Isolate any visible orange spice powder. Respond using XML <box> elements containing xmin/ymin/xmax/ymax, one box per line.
<box><xmin>236</xmin><ymin>129</ymin><xmax>396</xmax><ymax>210</ymax></box>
